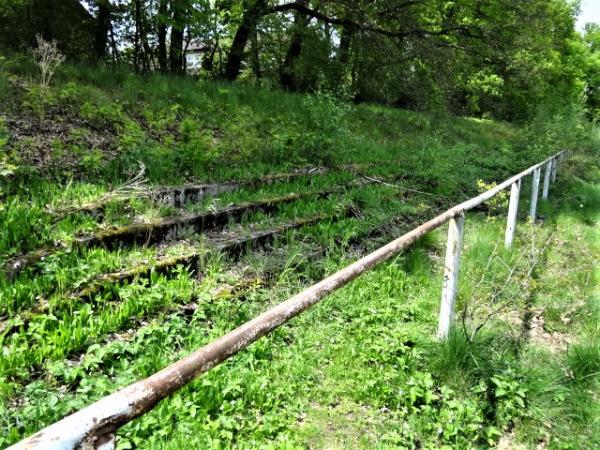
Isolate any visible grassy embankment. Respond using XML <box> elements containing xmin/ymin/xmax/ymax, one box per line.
<box><xmin>0</xmin><ymin>60</ymin><xmax>598</xmax><ymax>449</ymax></box>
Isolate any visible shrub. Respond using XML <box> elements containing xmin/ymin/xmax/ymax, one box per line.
<box><xmin>488</xmin><ymin>371</ymin><xmax>527</xmax><ymax>428</ymax></box>
<box><xmin>80</xmin><ymin>101</ymin><xmax>124</xmax><ymax>129</ymax></box>
<box><xmin>22</xmin><ymin>84</ymin><xmax>57</xmax><ymax>120</ymax></box>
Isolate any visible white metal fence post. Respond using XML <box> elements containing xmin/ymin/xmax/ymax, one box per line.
<box><xmin>505</xmin><ymin>179</ymin><xmax>521</xmax><ymax>248</ymax></box>
<box><xmin>542</xmin><ymin>161</ymin><xmax>552</xmax><ymax>200</ymax></box>
<box><xmin>530</xmin><ymin>167</ymin><xmax>541</xmax><ymax>221</ymax></box>
<box><xmin>551</xmin><ymin>157</ymin><xmax>557</xmax><ymax>182</ymax></box>
<box><xmin>437</xmin><ymin>213</ymin><xmax>465</xmax><ymax>340</ymax></box>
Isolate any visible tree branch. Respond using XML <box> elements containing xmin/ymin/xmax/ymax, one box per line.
<box><xmin>270</xmin><ymin>1</ymin><xmax>480</xmax><ymax>40</ymax></box>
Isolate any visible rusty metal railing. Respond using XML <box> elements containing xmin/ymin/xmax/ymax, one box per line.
<box><xmin>9</xmin><ymin>150</ymin><xmax>566</xmax><ymax>450</ymax></box>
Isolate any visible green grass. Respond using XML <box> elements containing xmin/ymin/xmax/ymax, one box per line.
<box><xmin>0</xmin><ymin>61</ymin><xmax>599</xmax><ymax>449</ymax></box>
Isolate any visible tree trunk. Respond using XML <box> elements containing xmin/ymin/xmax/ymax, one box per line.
<box><xmin>157</xmin><ymin>0</ymin><xmax>169</xmax><ymax>73</ymax></box>
<box><xmin>250</xmin><ymin>29</ymin><xmax>261</xmax><ymax>80</ymax></box>
<box><xmin>109</xmin><ymin>20</ymin><xmax>120</xmax><ymax>64</ymax></box>
<box><xmin>202</xmin><ymin>40</ymin><xmax>218</xmax><ymax>73</ymax></box>
<box><xmin>133</xmin><ymin>0</ymin><xmax>152</xmax><ymax>72</ymax></box>
<box><xmin>280</xmin><ymin>0</ymin><xmax>310</xmax><ymax>91</ymax></box>
<box><xmin>169</xmin><ymin>0</ymin><xmax>186</xmax><ymax>75</ymax></box>
<box><xmin>93</xmin><ymin>0</ymin><xmax>111</xmax><ymax>61</ymax></box>
<box><xmin>338</xmin><ymin>23</ymin><xmax>353</xmax><ymax>64</ymax></box>
<box><xmin>224</xmin><ymin>0</ymin><xmax>268</xmax><ymax>81</ymax></box>
<box><xmin>140</xmin><ymin>11</ymin><xmax>154</xmax><ymax>72</ymax></box>
<box><xmin>133</xmin><ymin>0</ymin><xmax>142</xmax><ymax>70</ymax></box>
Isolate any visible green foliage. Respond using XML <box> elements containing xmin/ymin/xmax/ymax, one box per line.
<box><xmin>0</xmin><ymin>197</ymin><xmax>49</xmax><ymax>256</ymax></box>
<box><xmin>0</xmin><ymin>59</ymin><xmax>598</xmax><ymax>449</ymax></box>
<box><xmin>80</xmin><ymin>149</ymin><xmax>105</xmax><ymax>175</ymax></box>
<box><xmin>177</xmin><ymin>117</ymin><xmax>219</xmax><ymax>167</ymax></box>
<box><xmin>464</xmin><ymin>70</ymin><xmax>505</xmax><ymax>114</ymax></box>
<box><xmin>4</xmin><ymin>58</ymin><xmax>597</xmax><ymax>185</ymax></box>
<box><xmin>301</xmin><ymin>93</ymin><xmax>351</xmax><ymax>162</ymax></box>
<box><xmin>489</xmin><ymin>371</ymin><xmax>528</xmax><ymax>427</ymax></box>
<box><xmin>0</xmin><ymin>118</ymin><xmax>16</xmax><ymax>179</ymax></box>
<box><xmin>567</xmin><ymin>342</ymin><xmax>600</xmax><ymax>382</ymax></box>
<box><xmin>476</xmin><ymin>179</ymin><xmax>509</xmax><ymax>214</ymax></box>
<box><xmin>0</xmin><ymin>57</ymin><xmax>9</xmax><ymax>103</ymax></box>
<box><xmin>583</xmin><ymin>24</ymin><xmax>600</xmax><ymax>119</ymax></box>
<box><xmin>80</xmin><ymin>101</ymin><xmax>124</xmax><ymax>129</ymax></box>
<box><xmin>21</xmin><ymin>84</ymin><xmax>55</xmax><ymax>120</ymax></box>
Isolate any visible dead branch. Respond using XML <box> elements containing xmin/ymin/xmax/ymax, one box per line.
<box><xmin>47</xmin><ymin>163</ymin><xmax>150</xmax><ymax>221</ymax></box>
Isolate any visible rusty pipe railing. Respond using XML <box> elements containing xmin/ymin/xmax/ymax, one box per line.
<box><xmin>9</xmin><ymin>150</ymin><xmax>566</xmax><ymax>450</ymax></box>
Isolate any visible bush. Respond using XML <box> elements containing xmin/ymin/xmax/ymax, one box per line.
<box><xmin>80</xmin><ymin>101</ymin><xmax>124</xmax><ymax>129</ymax></box>
<box><xmin>22</xmin><ymin>84</ymin><xmax>56</xmax><ymax>120</ymax></box>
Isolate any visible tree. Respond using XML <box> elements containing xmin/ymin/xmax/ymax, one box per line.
<box><xmin>0</xmin><ymin>0</ymin><xmax>94</xmax><ymax>58</ymax></box>
<box><xmin>157</xmin><ymin>0</ymin><xmax>169</xmax><ymax>72</ymax></box>
<box><xmin>224</xmin><ymin>0</ymin><xmax>268</xmax><ymax>81</ymax></box>
<box><xmin>2</xmin><ymin>0</ymin><xmax>591</xmax><ymax>123</ymax></box>
<box><xmin>170</xmin><ymin>0</ymin><xmax>188</xmax><ymax>75</ymax></box>
<box><xmin>279</xmin><ymin>0</ymin><xmax>310</xmax><ymax>90</ymax></box>
<box><xmin>92</xmin><ymin>0</ymin><xmax>112</xmax><ymax>61</ymax></box>
<box><xmin>583</xmin><ymin>23</ymin><xmax>600</xmax><ymax>118</ymax></box>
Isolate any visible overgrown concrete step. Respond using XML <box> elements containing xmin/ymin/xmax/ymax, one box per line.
<box><xmin>8</xmin><ymin>170</ymin><xmax>429</xmax><ymax>281</ymax></box>
<box><xmin>76</xmin><ymin>186</ymin><xmax>350</xmax><ymax>251</ymax></box>
<box><xmin>146</xmin><ymin>159</ymin><xmax>407</xmax><ymax>208</ymax></box>
<box><xmin>0</xmin><ymin>211</ymin><xmax>350</xmax><ymax>340</ymax></box>
<box><xmin>49</xmin><ymin>168</ymin><xmax>323</xmax><ymax>218</ymax></box>
<box><xmin>13</xmin><ymin>206</ymin><xmax>426</xmax><ymax>384</ymax></box>
<box><xmin>51</xmin><ymin>159</ymin><xmax>405</xmax><ymax>217</ymax></box>
<box><xmin>74</xmin><ymin>212</ymin><xmax>343</xmax><ymax>300</ymax></box>
<box><xmin>152</xmin><ymin>167</ymin><xmax>335</xmax><ymax>206</ymax></box>
<box><xmin>89</xmin><ymin>172</ymin><xmax>428</xmax><ymax>253</ymax></box>
<box><xmin>4</xmin><ymin>182</ymin><xmax>360</xmax><ymax>279</ymax></box>
<box><xmin>152</xmin><ymin>182</ymin><xmax>238</xmax><ymax>207</ymax></box>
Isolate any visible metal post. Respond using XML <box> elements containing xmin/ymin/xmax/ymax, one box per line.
<box><xmin>437</xmin><ymin>213</ymin><xmax>465</xmax><ymax>340</ymax></box>
<box><xmin>551</xmin><ymin>158</ymin><xmax>557</xmax><ymax>182</ymax></box>
<box><xmin>505</xmin><ymin>179</ymin><xmax>521</xmax><ymax>248</ymax></box>
<box><xmin>542</xmin><ymin>161</ymin><xmax>551</xmax><ymax>200</ymax></box>
<box><xmin>530</xmin><ymin>167</ymin><xmax>541</xmax><ymax>221</ymax></box>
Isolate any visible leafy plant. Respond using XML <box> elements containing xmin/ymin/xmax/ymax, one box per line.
<box><xmin>22</xmin><ymin>84</ymin><xmax>56</xmax><ymax>120</ymax></box>
<box><xmin>476</xmin><ymin>179</ymin><xmax>509</xmax><ymax>215</ymax></box>
<box><xmin>0</xmin><ymin>117</ymin><xmax>16</xmax><ymax>178</ymax></box>
<box><xmin>489</xmin><ymin>371</ymin><xmax>527</xmax><ymax>428</ymax></box>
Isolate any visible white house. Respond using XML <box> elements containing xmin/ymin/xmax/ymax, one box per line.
<box><xmin>185</xmin><ymin>42</ymin><xmax>208</xmax><ymax>74</ymax></box>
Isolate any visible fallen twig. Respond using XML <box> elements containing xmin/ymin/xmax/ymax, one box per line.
<box><xmin>47</xmin><ymin>163</ymin><xmax>150</xmax><ymax>220</ymax></box>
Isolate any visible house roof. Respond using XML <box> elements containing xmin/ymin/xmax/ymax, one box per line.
<box><xmin>186</xmin><ymin>42</ymin><xmax>209</xmax><ymax>52</ymax></box>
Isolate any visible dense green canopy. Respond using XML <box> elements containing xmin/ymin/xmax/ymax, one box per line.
<box><xmin>2</xmin><ymin>0</ymin><xmax>599</xmax><ymax>120</ymax></box>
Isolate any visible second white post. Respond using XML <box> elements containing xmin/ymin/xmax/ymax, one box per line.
<box><xmin>437</xmin><ymin>213</ymin><xmax>465</xmax><ymax>340</ymax></box>
<box><xmin>542</xmin><ymin>161</ymin><xmax>552</xmax><ymax>200</ymax></box>
<box><xmin>530</xmin><ymin>167</ymin><xmax>541</xmax><ymax>221</ymax></box>
<box><xmin>505</xmin><ymin>179</ymin><xmax>521</xmax><ymax>248</ymax></box>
